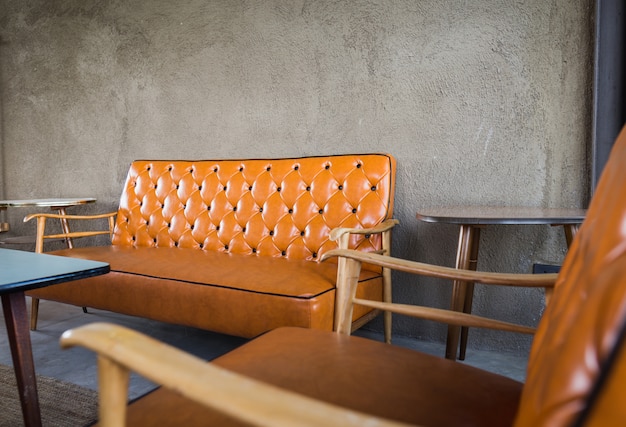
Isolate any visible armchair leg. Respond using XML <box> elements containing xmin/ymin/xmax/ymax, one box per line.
<box><xmin>29</xmin><ymin>298</ymin><xmax>39</xmax><ymax>331</ymax></box>
<box><xmin>383</xmin><ymin>266</ymin><xmax>392</xmax><ymax>344</ymax></box>
<box><xmin>97</xmin><ymin>355</ymin><xmax>130</xmax><ymax>427</ymax></box>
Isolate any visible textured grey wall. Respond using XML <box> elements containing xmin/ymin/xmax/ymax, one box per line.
<box><xmin>0</xmin><ymin>1</ymin><xmax>593</xmax><ymax>353</ymax></box>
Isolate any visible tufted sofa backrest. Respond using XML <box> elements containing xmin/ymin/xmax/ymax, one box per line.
<box><xmin>112</xmin><ymin>154</ymin><xmax>396</xmax><ymax>261</ymax></box>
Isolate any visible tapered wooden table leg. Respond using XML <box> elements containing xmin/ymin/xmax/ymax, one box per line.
<box><xmin>445</xmin><ymin>225</ymin><xmax>481</xmax><ymax>360</ymax></box>
<box><xmin>563</xmin><ymin>224</ymin><xmax>580</xmax><ymax>247</ymax></box>
<box><xmin>459</xmin><ymin>229</ymin><xmax>481</xmax><ymax>360</ymax></box>
<box><xmin>2</xmin><ymin>292</ymin><xmax>42</xmax><ymax>427</ymax></box>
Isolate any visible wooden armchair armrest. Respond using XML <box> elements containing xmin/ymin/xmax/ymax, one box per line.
<box><xmin>321</xmin><ymin>249</ymin><xmax>557</xmax><ymax>288</ymax></box>
<box><xmin>60</xmin><ymin>322</ymin><xmax>413</xmax><ymax>427</ymax></box>
<box><xmin>321</xmin><ymin>249</ymin><xmax>557</xmax><ymax>336</ymax></box>
<box><xmin>24</xmin><ymin>212</ymin><xmax>117</xmax><ymax>253</ymax></box>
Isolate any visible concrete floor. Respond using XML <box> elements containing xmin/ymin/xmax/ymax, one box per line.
<box><xmin>1</xmin><ymin>299</ymin><xmax>529</xmax><ymax>401</ymax></box>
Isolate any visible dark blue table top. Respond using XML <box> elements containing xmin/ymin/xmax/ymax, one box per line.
<box><xmin>0</xmin><ymin>248</ymin><xmax>109</xmax><ymax>294</ymax></box>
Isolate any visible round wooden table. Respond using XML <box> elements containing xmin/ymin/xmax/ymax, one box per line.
<box><xmin>416</xmin><ymin>206</ymin><xmax>587</xmax><ymax>360</ymax></box>
<box><xmin>0</xmin><ymin>198</ymin><xmax>96</xmax><ymax>247</ymax></box>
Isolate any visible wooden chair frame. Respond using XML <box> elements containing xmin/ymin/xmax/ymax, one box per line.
<box><xmin>23</xmin><ymin>211</ymin><xmax>116</xmax><ymax>329</ymax></box>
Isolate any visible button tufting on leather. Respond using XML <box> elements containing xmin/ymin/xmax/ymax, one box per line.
<box><xmin>114</xmin><ymin>156</ymin><xmax>394</xmax><ymax>260</ymax></box>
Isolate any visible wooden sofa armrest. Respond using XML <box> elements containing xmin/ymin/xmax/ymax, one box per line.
<box><xmin>24</xmin><ymin>212</ymin><xmax>116</xmax><ymax>253</ymax></box>
<box><xmin>321</xmin><ymin>249</ymin><xmax>557</xmax><ymax>337</ymax></box>
<box><xmin>60</xmin><ymin>322</ymin><xmax>414</xmax><ymax>427</ymax></box>
<box><xmin>330</xmin><ymin>218</ymin><xmax>399</xmax><ymax>249</ymax></box>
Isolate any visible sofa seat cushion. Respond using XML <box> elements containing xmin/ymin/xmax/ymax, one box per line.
<box><xmin>113</xmin><ymin>327</ymin><xmax>523</xmax><ymax>427</ymax></box>
<box><xmin>50</xmin><ymin>246</ymin><xmax>359</xmax><ymax>297</ymax></box>
<box><xmin>28</xmin><ymin>247</ymin><xmax>383</xmax><ymax>337</ymax></box>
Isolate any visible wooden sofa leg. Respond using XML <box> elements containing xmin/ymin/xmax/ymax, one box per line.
<box><xmin>383</xmin><ymin>266</ymin><xmax>392</xmax><ymax>344</ymax></box>
<box><xmin>30</xmin><ymin>298</ymin><xmax>39</xmax><ymax>331</ymax></box>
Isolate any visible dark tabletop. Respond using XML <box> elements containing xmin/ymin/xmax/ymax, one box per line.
<box><xmin>0</xmin><ymin>248</ymin><xmax>109</xmax><ymax>294</ymax></box>
<box><xmin>416</xmin><ymin>206</ymin><xmax>587</xmax><ymax>225</ymax></box>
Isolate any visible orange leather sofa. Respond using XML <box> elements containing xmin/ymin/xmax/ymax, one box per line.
<box><xmin>26</xmin><ymin>154</ymin><xmax>397</xmax><ymax>338</ymax></box>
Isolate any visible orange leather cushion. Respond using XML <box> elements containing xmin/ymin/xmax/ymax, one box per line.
<box><xmin>514</xmin><ymin>126</ymin><xmax>626</xmax><ymax>425</ymax></box>
<box><xmin>114</xmin><ymin>327</ymin><xmax>522</xmax><ymax>427</ymax></box>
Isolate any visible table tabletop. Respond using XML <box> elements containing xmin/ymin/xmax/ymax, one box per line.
<box><xmin>0</xmin><ymin>198</ymin><xmax>96</xmax><ymax>208</ymax></box>
<box><xmin>416</xmin><ymin>206</ymin><xmax>587</xmax><ymax>225</ymax></box>
<box><xmin>0</xmin><ymin>248</ymin><xmax>109</xmax><ymax>294</ymax></box>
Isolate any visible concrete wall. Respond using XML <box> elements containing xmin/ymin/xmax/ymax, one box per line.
<box><xmin>0</xmin><ymin>0</ymin><xmax>594</xmax><ymax>353</ymax></box>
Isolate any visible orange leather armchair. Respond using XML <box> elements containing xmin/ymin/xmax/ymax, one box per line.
<box><xmin>60</xmin><ymin>126</ymin><xmax>626</xmax><ymax>426</ymax></box>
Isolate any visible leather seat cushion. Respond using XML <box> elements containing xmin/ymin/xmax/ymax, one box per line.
<box><xmin>27</xmin><ymin>247</ymin><xmax>382</xmax><ymax>337</ymax></box>
<box><xmin>114</xmin><ymin>327</ymin><xmax>523</xmax><ymax>427</ymax></box>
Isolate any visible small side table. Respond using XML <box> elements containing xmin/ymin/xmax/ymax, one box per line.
<box><xmin>0</xmin><ymin>248</ymin><xmax>109</xmax><ymax>427</ymax></box>
<box><xmin>0</xmin><ymin>198</ymin><xmax>96</xmax><ymax>248</ymax></box>
<box><xmin>416</xmin><ymin>206</ymin><xmax>586</xmax><ymax>361</ymax></box>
